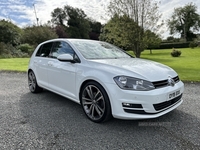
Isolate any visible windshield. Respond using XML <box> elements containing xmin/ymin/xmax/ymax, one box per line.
<box><xmin>70</xmin><ymin>40</ymin><xmax>131</xmax><ymax>59</ymax></box>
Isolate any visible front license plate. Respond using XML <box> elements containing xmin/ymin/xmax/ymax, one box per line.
<box><xmin>168</xmin><ymin>90</ymin><xmax>180</xmax><ymax>100</ymax></box>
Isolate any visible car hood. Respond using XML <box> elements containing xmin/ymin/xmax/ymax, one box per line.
<box><xmin>89</xmin><ymin>58</ymin><xmax>177</xmax><ymax>81</ymax></box>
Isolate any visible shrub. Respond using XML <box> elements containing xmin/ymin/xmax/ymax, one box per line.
<box><xmin>171</xmin><ymin>49</ymin><xmax>181</xmax><ymax>57</ymax></box>
<box><xmin>0</xmin><ymin>42</ymin><xmax>5</xmax><ymax>54</ymax></box>
<box><xmin>189</xmin><ymin>41</ymin><xmax>198</xmax><ymax>49</ymax></box>
<box><xmin>12</xmin><ymin>49</ymin><xmax>29</xmax><ymax>58</ymax></box>
<box><xmin>0</xmin><ymin>43</ymin><xmax>16</xmax><ymax>55</ymax></box>
<box><xmin>17</xmin><ymin>43</ymin><xmax>34</xmax><ymax>55</ymax></box>
<box><xmin>22</xmin><ymin>25</ymin><xmax>58</xmax><ymax>46</ymax></box>
<box><xmin>0</xmin><ymin>42</ymin><xmax>30</xmax><ymax>58</ymax></box>
<box><xmin>0</xmin><ymin>53</ymin><xmax>13</xmax><ymax>58</ymax></box>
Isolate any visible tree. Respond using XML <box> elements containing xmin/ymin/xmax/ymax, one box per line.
<box><xmin>100</xmin><ymin>15</ymin><xmax>161</xmax><ymax>53</ymax></box>
<box><xmin>51</xmin><ymin>5</ymin><xmax>90</xmax><ymax>39</ymax></box>
<box><xmin>89</xmin><ymin>20</ymin><xmax>102</xmax><ymax>40</ymax></box>
<box><xmin>144</xmin><ymin>30</ymin><xmax>161</xmax><ymax>54</ymax></box>
<box><xmin>0</xmin><ymin>19</ymin><xmax>22</xmax><ymax>46</ymax></box>
<box><xmin>167</xmin><ymin>3</ymin><xmax>200</xmax><ymax>42</ymax></box>
<box><xmin>167</xmin><ymin>36</ymin><xmax>175</xmax><ymax>42</ymax></box>
<box><xmin>166</xmin><ymin>36</ymin><xmax>180</xmax><ymax>42</ymax></box>
<box><xmin>21</xmin><ymin>25</ymin><xmax>58</xmax><ymax>46</ymax></box>
<box><xmin>100</xmin><ymin>15</ymin><xmax>142</xmax><ymax>51</ymax></box>
<box><xmin>55</xmin><ymin>25</ymin><xmax>68</xmax><ymax>38</ymax></box>
<box><xmin>106</xmin><ymin>0</ymin><xmax>162</xmax><ymax>57</ymax></box>
<box><xmin>51</xmin><ymin>8</ymin><xmax>66</xmax><ymax>26</ymax></box>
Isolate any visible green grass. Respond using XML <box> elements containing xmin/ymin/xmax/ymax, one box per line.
<box><xmin>0</xmin><ymin>48</ymin><xmax>200</xmax><ymax>81</ymax></box>
<box><xmin>0</xmin><ymin>58</ymin><xmax>29</xmax><ymax>72</ymax></box>
<box><xmin>128</xmin><ymin>48</ymin><xmax>200</xmax><ymax>82</ymax></box>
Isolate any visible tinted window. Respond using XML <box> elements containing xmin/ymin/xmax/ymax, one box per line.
<box><xmin>36</xmin><ymin>42</ymin><xmax>53</xmax><ymax>57</ymax></box>
<box><xmin>49</xmin><ymin>41</ymin><xmax>75</xmax><ymax>58</ymax></box>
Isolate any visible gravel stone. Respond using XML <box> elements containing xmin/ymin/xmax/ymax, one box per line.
<box><xmin>0</xmin><ymin>72</ymin><xmax>199</xmax><ymax>149</ymax></box>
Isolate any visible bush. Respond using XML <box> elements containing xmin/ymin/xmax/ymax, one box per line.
<box><xmin>0</xmin><ymin>53</ymin><xmax>13</xmax><ymax>58</ymax></box>
<box><xmin>22</xmin><ymin>25</ymin><xmax>58</xmax><ymax>45</ymax></box>
<box><xmin>0</xmin><ymin>42</ymin><xmax>5</xmax><ymax>54</ymax></box>
<box><xmin>0</xmin><ymin>43</ymin><xmax>16</xmax><ymax>55</ymax></box>
<box><xmin>0</xmin><ymin>42</ymin><xmax>30</xmax><ymax>58</ymax></box>
<box><xmin>12</xmin><ymin>49</ymin><xmax>29</xmax><ymax>58</ymax></box>
<box><xmin>171</xmin><ymin>49</ymin><xmax>181</xmax><ymax>57</ymax></box>
<box><xmin>189</xmin><ymin>41</ymin><xmax>198</xmax><ymax>49</ymax></box>
<box><xmin>17</xmin><ymin>43</ymin><xmax>34</xmax><ymax>55</ymax></box>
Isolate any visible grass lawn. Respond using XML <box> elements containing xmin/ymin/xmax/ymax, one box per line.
<box><xmin>0</xmin><ymin>48</ymin><xmax>200</xmax><ymax>81</ymax></box>
<box><xmin>0</xmin><ymin>58</ymin><xmax>29</xmax><ymax>72</ymax></box>
<box><xmin>128</xmin><ymin>48</ymin><xmax>200</xmax><ymax>82</ymax></box>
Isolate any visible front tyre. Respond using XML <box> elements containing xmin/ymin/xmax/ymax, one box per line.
<box><xmin>28</xmin><ymin>71</ymin><xmax>43</xmax><ymax>93</ymax></box>
<box><xmin>80</xmin><ymin>81</ymin><xmax>112</xmax><ymax>123</ymax></box>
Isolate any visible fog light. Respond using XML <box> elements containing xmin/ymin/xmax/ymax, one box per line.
<box><xmin>122</xmin><ymin>103</ymin><xmax>143</xmax><ymax>108</ymax></box>
<box><xmin>122</xmin><ymin>103</ymin><xmax>131</xmax><ymax>107</ymax></box>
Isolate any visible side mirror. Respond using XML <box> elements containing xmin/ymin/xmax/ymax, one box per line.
<box><xmin>57</xmin><ymin>54</ymin><xmax>75</xmax><ymax>63</ymax></box>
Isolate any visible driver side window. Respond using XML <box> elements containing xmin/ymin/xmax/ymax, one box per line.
<box><xmin>50</xmin><ymin>41</ymin><xmax>74</xmax><ymax>59</ymax></box>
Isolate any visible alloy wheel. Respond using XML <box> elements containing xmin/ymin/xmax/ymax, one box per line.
<box><xmin>28</xmin><ymin>71</ymin><xmax>36</xmax><ymax>92</ymax></box>
<box><xmin>82</xmin><ymin>85</ymin><xmax>106</xmax><ymax>121</ymax></box>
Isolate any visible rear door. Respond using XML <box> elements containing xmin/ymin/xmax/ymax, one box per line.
<box><xmin>34</xmin><ymin>42</ymin><xmax>53</xmax><ymax>88</ymax></box>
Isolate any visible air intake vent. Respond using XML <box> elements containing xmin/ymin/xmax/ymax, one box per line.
<box><xmin>153</xmin><ymin>94</ymin><xmax>182</xmax><ymax>111</ymax></box>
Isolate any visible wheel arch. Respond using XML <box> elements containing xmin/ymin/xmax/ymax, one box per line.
<box><xmin>79</xmin><ymin>79</ymin><xmax>100</xmax><ymax>103</ymax></box>
<box><xmin>28</xmin><ymin>68</ymin><xmax>33</xmax><ymax>74</ymax></box>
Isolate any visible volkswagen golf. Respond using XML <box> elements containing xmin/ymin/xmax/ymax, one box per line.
<box><xmin>28</xmin><ymin>39</ymin><xmax>184</xmax><ymax>123</ymax></box>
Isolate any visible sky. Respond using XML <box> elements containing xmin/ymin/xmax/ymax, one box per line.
<box><xmin>0</xmin><ymin>0</ymin><xmax>200</xmax><ymax>39</ymax></box>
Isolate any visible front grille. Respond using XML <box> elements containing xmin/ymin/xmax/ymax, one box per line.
<box><xmin>152</xmin><ymin>79</ymin><xmax>168</xmax><ymax>88</ymax></box>
<box><xmin>153</xmin><ymin>94</ymin><xmax>182</xmax><ymax>111</ymax></box>
<box><xmin>173</xmin><ymin>76</ymin><xmax>180</xmax><ymax>82</ymax></box>
<box><xmin>152</xmin><ymin>76</ymin><xmax>180</xmax><ymax>88</ymax></box>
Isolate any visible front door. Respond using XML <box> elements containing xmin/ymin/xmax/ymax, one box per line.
<box><xmin>47</xmin><ymin>41</ymin><xmax>77</xmax><ymax>100</ymax></box>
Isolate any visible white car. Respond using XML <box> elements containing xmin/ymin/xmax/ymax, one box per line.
<box><xmin>28</xmin><ymin>39</ymin><xmax>184</xmax><ymax>123</ymax></box>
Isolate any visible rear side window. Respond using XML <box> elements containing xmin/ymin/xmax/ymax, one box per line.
<box><xmin>36</xmin><ymin>42</ymin><xmax>53</xmax><ymax>57</ymax></box>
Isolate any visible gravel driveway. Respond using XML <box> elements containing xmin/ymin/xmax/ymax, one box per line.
<box><xmin>0</xmin><ymin>72</ymin><xmax>199</xmax><ymax>149</ymax></box>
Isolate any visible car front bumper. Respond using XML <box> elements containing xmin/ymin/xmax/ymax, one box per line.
<box><xmin>105</xmin><ymin>81</ymin><xmax>184</xmax><ymax>120</ymax></box>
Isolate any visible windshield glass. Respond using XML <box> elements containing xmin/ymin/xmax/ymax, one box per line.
<box><xmin>70</xmin><ymin>40</ymin><xmax>131</xmax><ymax>59</ymax></box>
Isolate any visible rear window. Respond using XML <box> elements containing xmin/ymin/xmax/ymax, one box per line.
<box><xmin>36</xmin><ymin>42</ymin><xmax>53</xmax><ymax>57</ymax></box>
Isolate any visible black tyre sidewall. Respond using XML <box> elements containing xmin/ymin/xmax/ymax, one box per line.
<box><xmin>28</xmin><ymin>71</ymin><xmax>43</xmax><ymax>93</ymax></box>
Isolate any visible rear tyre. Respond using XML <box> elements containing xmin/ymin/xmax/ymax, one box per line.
<box><xmin>80</xmin><ymin>81</ymin><xmax>112</xmax><ymax>123</ymax></box>
<box><xmin>28</xmin><ymin>71</ymin><xmax>43</xmax><ymax>93</ymax></box>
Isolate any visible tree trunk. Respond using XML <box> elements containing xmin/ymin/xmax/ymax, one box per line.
<box><xmin>133</xmin><ymin>42</ymin><xmax>142</xmax><ymax>58</ymax></box>
<box><xmin>134</xmin><ymin>47</ymin><xmax>141</xmax><ymax>58</ymax></box>
<box><xmin>135</xmin><ymin>52</ymin><xmax>141</xmax><ymax>58</ymax></box>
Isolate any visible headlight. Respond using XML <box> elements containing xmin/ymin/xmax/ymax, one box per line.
<box><xmin>113</xmin><ymin>76</ymin><xmax>155</xmax><ymax>91</ymax></box>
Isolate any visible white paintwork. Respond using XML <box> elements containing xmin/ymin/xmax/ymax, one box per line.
<box><xmin>57</xmin><ymin>54</ymin><xmax>73</xmax><ymax>61</ymax></box>
<box><xmin>28</xmin><ymin>39</ymin><xmax>184</xmax><ymax>120</ymax></box>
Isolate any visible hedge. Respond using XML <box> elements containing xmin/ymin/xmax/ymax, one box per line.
<box><xmin>158</xmin><ymin>42</ymin><xmax>190</xmax><ymax>49</ymax></box>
